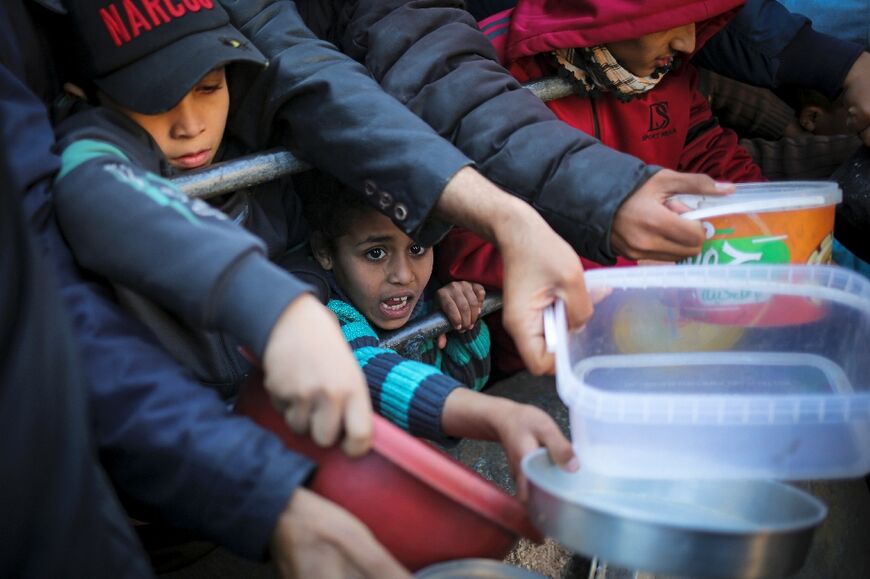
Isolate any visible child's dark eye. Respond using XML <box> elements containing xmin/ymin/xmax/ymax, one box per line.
<box><xmin>365</xmin><ymin>247</ymin><xmax>386</xmax><ymax>261</ymax></box>
<box><xmin>409</xmin><ymin>243</ymin><xmax>428</xmax><ymax>256</ymax></box>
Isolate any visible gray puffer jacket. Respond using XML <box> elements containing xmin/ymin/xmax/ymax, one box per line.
<box><xmin>222</xmin><ymin>0</ymin><xmax>657</xmax><ymax>264</ymax></box>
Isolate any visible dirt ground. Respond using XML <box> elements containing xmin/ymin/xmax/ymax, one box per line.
<box><xmin>505</xmin><ymin>538</ymin><xmax>573</xmax><ymax>578</ymax></box>
<box><xmin>446</xmin><ymin>372</ymin><xmax>580</xmax><ymax>578</ymax></box>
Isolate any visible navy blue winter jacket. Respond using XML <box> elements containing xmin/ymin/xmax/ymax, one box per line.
<box><xmin>6</xmin><ymin>0</ymin><xmax>316</xmax><ymax>560</ymax></box>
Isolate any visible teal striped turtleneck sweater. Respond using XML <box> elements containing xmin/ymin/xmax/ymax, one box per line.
<box><xmin>328</xmin><ymin>298</ymin><xmax>490</xmax><ymax>445</ymax></box>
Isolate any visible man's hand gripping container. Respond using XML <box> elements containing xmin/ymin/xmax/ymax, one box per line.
<box><xmin>550</xmin><ymin>265</ymin><xmax>870</xmax><ymax>480</ymax></box>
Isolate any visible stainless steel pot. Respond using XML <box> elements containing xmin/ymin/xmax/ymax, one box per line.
<box><xmin>415</xmin><ymin>558</ymin><xmax>546</xmax><ymax>578</ymax></box>
<box><xmin>522</xmin><ymin>449</ymin><xmax>827</xmax><ymax>578</ymax></box>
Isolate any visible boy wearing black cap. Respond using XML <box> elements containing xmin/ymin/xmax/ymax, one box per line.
<box><xmin>51</xmin><ymin>1</ymin><xmax>411</xmax><ymax>577</ymax></box>
<box><xmin>56</xmin><ymin>0</ymin><xmax>501</xmax><ymax>475</ymax></box>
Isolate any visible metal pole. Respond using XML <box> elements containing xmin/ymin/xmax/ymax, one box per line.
<box><xmin>172</xmin><ymin>149</ymin><xmax>311</xmax><ymax>199</ymax></box>
<box><xmin>523</xmin><ymin>77</ymin><xmax>575</xmax><ymax>102</ymax></box>
<box><xmin>378</xmin><ymin>294</ymin><xmax>503</xmax><ymax>352</ymax></box>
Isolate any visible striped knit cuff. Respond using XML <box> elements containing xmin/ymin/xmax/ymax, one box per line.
<box><xmin>362</xmin><ymin>353</ymin><xmax>462</xmax><ymax>445</ymax></box>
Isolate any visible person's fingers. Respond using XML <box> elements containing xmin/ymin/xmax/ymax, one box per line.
<box><xmin>461</xmin><ymin>282</ymin><xmax>481</xmax><ymax>309</ymax></box>
<box><xmin>664</xmin><ymin>197</ymin><xmax>693</xmax><ymax>214</ymax></box>
<box><xmin>341</xmin><ymin>391</ymin><xmax>373</xmax><ymax>457</ymax></box>
<box><xmin>665</xmin><ymin>171</ymin><xmax>733</xmax><ymax>198</ymax></box>
<box><xmin>440</xmin><ymin>296</ymin><xmax>463</xmax><ymax>330</ymax></box>
<box><xmin>276</xmin><ymin>490</ymin><xmax>410</xmax><ymax>579</ymax></box>
<box><xmin>309</xmin><ymin>394</ymin><xmax>342</xmax><ymax>448</ymax></box>
<box><xmin>334</xmin><ymin>514</ymin><xmax>410</xmax><ymax>578</ymax></box>
<box><xmin>285</xmin><ymin>397</ymin><xmax>313</xmax><ymax>435</ymax></box>
<box><xmin>507</xmin><ymin>432</ymin><xmax>542</xmax><ymax>503</ymax></box>
<box><xmin>657</xmin><ymin>212</ymin><xmax>707</xmax><ymax>250</ymax></box>
<box><xmin>623</xmin><ymin>206</ymin><xmax>706</xmax><ymax>256</ymax></box>
<box><xmin>459</xmin><ymin>283</ymin><xmax>481</xmax><ymax>328</ymax></box>
<box><xmin>437</xmin><ymin>334</ymin><xmax>447</xmax><ymax>350</ymax></box>
<box><xmin>538</xmin><ymin>422</ymin><xmax>578</xmax><ymax>472</ymax></box>
<box><xmin>451</xmin><ymin>288</ymin><xmax>473</xmax><ymax>329</ymax></box>
<box><xmin>473</xmin><ymin>283</ymin><xmax>486</xmax><ymax>303</ymax></box>
<box><xmin>558</xmin><ymin>267</ymin><xmax>593</xmax><ymax>332</ymax></box>
<box><xmin>507</xmin><ymin>310</ymin><xmax>554</xmax><ymax>375</ymax></box>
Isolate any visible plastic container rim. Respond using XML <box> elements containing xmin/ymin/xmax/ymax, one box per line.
<box><xmin>582</xmin><ymin>265</ymin><xmax>870</xmax><ymax>314</ymax></box>
<box><xmin>565</xmin><ymin>350</ymin><xmax>869</xmax><ymax>425</ymax></box>
<box><xmin>554</xmin><ymin>266</ymin><xmax>870</xmax><ymax>424</ymax></box>
<box><xmin>521</xmin><ymin>449</ymin><xmax>829</xmax><ymax>533</ymax></box>
<box><xmin>676</xmin><ymin>181</ymin><xmax>842</xmax><ymax>221</ymax></box>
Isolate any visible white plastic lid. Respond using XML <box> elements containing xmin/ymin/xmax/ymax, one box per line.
<box><xmin>676</xmin><ymin>181</ymin><xmax>842</xmax><ymax>221</ymax></box>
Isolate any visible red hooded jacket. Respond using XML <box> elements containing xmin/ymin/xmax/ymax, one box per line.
<box><xmin>437</xmin><ymin>0</ymin><xmax>764</xmax><ymax>372</ymax></box>
<box><xmin>486</xmin><ymin>0</ymin><xmax>761</xmax><ymax>179</ymax></box>
<box><xmin>438</xmin><ymin>0</ymin><xmax>763</xmax><ymax>283</ymax></box>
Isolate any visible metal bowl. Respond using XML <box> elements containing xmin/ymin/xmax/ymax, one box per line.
<box><xmin>415</xmin><ymin>559</ymin><xmax>546</xmax><ymax>578</ymax></box>
<box><xmin>522</xmin><ymin>449</ymin><xmax>827</xmax><ymax>578</ymax></box>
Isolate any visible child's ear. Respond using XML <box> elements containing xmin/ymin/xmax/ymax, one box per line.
<box><xmin>799</xmin><ymin>106</ymin><xmax>822</xmax><ymax>133</ymax></box>
<box><xmin>310</xmin><ymin>232</ymin><xmax>334</xmax><ymax>270</ymax></box>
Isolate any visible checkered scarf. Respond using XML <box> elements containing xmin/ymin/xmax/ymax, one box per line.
<box><xmin>553</xmin><ymin>46</ymin><xmax>672</xmax><ymax>101</ymax></box>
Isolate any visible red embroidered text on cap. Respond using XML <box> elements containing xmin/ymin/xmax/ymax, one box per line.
<box><xmin>99</xmin><ymin>0</ymin><xmax>216</xmax><ymax>47</ymax></box>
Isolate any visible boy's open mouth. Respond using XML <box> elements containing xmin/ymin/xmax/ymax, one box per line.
<box><xmin>379</xmin><ymin>294</ymin><xmax>414</xmax><ymax>319</ymax></box>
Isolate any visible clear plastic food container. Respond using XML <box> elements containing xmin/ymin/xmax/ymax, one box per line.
<box><xmin>548</xmin><ymin>265</ymin><xmax>870</xmax><ymax>480</ymax></box>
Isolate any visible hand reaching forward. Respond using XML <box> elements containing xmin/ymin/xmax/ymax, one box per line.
<box><xmin>498</xmin><ymin>202</ymin><xmax>591</xmax><ymax>374</ymax></box>
<box><xmin>262</xmin><ymin>293</ymin><xmax>373</xmax><ymax>456</ymax></box>
<box><xmin>442</xmin><ymin>388</ymin><xmax>578</xmax><ymax>502</ymax></box>
<box><xmin>437</xmin><ymin>167</ymin><xmax>592</xmax><ymax>375</ymax></box>
<box><xmin>611</xmin><ymin>169</ymin><xmax>734</xmax><ymax>261</ymax></box>
<box><xmin>437</xmin><ymin>281</ymin><xmax>486</xmax><ymax>333</ymax></box>
<box><xmin>271</xmin><ymin>488</ymin><xmax>411</xmax><ymax>579</ymax></box>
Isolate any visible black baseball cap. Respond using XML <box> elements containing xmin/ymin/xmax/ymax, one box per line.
<box><xmin>65</xmin><ymin>0</ymin><xmax>268</xmax><ymax>114</ymax></box>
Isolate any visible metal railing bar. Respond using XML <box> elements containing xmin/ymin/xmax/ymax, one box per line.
<box><xmin>173</xmin><ymin>149</ymin><xmax>312</xmax><ymax>199</ymax></box>
<box><xmin>522</xmin><ymin>76</ymin><xmax>575</xmax><ymax>102</ymax></box>
<box><xmin>170</xmin><ymin>78</ymin><xmax>572</xmax><ymax>199</ymax></box>
<box><xmin>378</xmin><ymin>293</ymin><xmax>503</xmax><ymax>351</ymax></box>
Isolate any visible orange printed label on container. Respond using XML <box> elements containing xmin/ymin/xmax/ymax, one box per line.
<box><xmin>683</xmin><ymin>206</ymin><xmax>835</xmax><ymax>265</ymax></box>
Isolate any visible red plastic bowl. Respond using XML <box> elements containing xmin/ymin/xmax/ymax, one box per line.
<box><xmin>234</xmin><ymin>373</ymin><xmax>540</xmax><ymax>571</ymax></box>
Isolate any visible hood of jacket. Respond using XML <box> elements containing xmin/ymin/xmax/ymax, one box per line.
<box><xmin>500</xmin><ymin>0</ymin><xmax>745</xmax><ymax>65</ymax></box>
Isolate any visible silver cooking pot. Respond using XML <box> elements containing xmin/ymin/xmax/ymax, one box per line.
<box><xmin>522</xmin><ymin>449</ymin><xmax>827</xmax><ymax>578</ymax></box>
<box><xmin>415</xmin><ymin>558</ymin><xmax>546</xmax><ymax>578</ymax></box>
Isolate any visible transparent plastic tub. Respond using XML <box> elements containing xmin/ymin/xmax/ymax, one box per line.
<box><xmin>548</xmin><ymin>265</ymin><xmax>870</xmax><ymax>480</ymax></box>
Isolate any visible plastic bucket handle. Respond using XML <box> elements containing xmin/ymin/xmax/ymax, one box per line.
<box><xmin>544</xmin><ymin>300</ymin><xmax>579</xmax><ymax>404</ymax></box>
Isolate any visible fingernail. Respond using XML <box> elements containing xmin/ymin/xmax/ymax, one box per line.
<box><xmin>564</xmin><ymin>457</ymin><xmax>580</xmax><ymax>472</ymax></box>
<box><xmin>714</xmin><ymin>182</ymin><xmax>733</xmax><ymax>192</ymax></box>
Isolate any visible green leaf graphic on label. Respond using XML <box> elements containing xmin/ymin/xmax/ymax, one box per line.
<box><xmin>683</xmin><ymin>236</ymin><xmax>791</xmax><ymax>265</ymax></box>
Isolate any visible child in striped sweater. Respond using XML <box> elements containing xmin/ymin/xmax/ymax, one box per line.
<box><xmin>304</xmin><ymin>178</ymin><xmax>577</xmax><ymax>498</ymax></box>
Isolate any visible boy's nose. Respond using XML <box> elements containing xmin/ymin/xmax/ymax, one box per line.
<box><xmin>170</xmin><ymin>96</ymin><xmax>205</xmax><ymax>139</ymax></box>
<box><xmin>670</xmin><ymin>22</ymin><xmax>696</xmax><ymax>54</ymax></box>
<box><xmin>387</xmin><ymin>257</ymin><xmax>414</xmax><ymax>285</ymax></box>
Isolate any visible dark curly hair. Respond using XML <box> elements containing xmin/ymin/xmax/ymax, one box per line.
<box><xmin>299</xmin><ymin>171</ymin><xmax>378</xmax><ymax>248</ymax></box>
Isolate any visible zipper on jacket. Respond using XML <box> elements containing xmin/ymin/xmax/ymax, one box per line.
<box><xmin>590</xmin><ymin>99</ymin><xmax>601</xmax><ymax>140</ymax></box>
